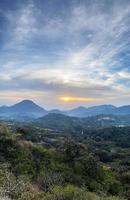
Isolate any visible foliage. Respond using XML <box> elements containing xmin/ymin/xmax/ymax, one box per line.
<box><xmin>0</xmin><ymin>123</ymin><xmax>129</xmax><ymax>199</ymax></box>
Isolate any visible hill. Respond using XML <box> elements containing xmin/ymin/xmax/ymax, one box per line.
<box><xmin>36</xmin><ymin>113</ymin><xmax>130</xmax><ymax>133</ymax></box>
<box><xmin>36</xmin><ymin>113</ymin><xmax>82</xmax><ymax>133</ymax></box>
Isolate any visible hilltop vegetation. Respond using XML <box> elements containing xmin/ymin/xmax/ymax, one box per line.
<box><xmin>36</xmin><ymin>113</ymin><xmax>130</xmax><ymax>132</ymax></box>
<box><xmin>0</xmin><ymin>123</ymin><xmax>130</xmax><ymax>199</ymax></box>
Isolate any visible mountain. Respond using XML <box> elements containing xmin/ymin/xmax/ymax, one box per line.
<box><xmin>67</xmin><ymin>105</ymin><xmax>116</xmax><ymax>117</ymax></box>
<box><xmin>0</xmin><ymin>100</ymin><xmax>47</xmax><ymax>120</ymax></box>
<box><xmin>85</xmin><ymin>105</ymin><xmax>116</xmax><ymax>116</ymax></box>
<box><xmin>116</xmin><ymin>105</ymin><xmax>130</xmax><ymax>115</ymax></box>
<box><xmin>0</xmin><ymin>100</ymin><xmax>130</xmax><ymax>121</ymax></box>
<box><xmin>66</xmin><ymin>106</ymin><xmax>87</xmax><ymax>117</ymax></box>
<box><xmin>0</xmin><ymin>105</ymin><xmax>9</xmax><ymax>112</ymax></box>
<box><xmin>9</xmin><ymin>100</ymin><xmax>46</xmax><ymax>113</ymax></box>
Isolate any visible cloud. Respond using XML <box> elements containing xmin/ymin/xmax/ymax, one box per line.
<box><xmin>0</xmin><ymin>0</ymin><xmax>130</xmax><ymax>107</ymax></box>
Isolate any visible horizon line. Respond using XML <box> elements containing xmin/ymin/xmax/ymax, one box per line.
<box><xmin>0</xmin><ymin>99</ymin><xmax>130</xmax><ymax>111</ymax></box>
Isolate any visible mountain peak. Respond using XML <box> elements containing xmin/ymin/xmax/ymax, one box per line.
<box><xmin>18</xmin><ymin>99</ymin><xmax>36</xmax><ymax>105</ymax></box>
<box><xmin>9</xmin><ymin>99</ymin><xmax>47</xmax><ymax>114</ymax></box>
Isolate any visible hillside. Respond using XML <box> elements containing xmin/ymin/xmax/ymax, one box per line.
<box><xmin>36</xmin><ymin>113</ymin><xmax>82</xmax><ymax>133</ymax></box>
<box><xmin>35</xmin><ymin>113</ymin><xmax>130</xmax><ymax>133</ymax></box>
<box><xmin>0</xmin><ymin>123</ymin><xmax>129</xmax><ymax>199</ymax></box>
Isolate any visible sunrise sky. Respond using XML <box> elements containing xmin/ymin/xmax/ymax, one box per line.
<box><xmin>0</xmin><ymin>0</ymin><xmax>130</xmax><ymax>109</ymax></box>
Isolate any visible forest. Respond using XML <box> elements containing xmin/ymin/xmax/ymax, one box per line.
<box><xmin>0</xmin><ymin>122</ymin><xmax>130</xmax><ymax>200</ymax></box>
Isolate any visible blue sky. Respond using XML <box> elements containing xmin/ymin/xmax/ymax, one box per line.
<box><xmin>0</xmin><ymin>0</ymin><xmax>130</xmax><ymax>108</ymax></box>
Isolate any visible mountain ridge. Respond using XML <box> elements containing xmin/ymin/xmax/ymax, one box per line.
<box><xmin>0</xmin><ymin>99</ymin><xmax>130</xmax><ymax>120</ymax></box>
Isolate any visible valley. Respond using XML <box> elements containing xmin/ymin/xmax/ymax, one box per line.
<box><xmin>0</xmin><ymin>102</ymin><xmax>130</xmax><ymax>199</ymax></box>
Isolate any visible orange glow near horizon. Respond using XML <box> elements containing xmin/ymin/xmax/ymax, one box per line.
<box><xmin>59</xmin><ymin>96</ymin><xmax>96</xmax><ymax>103</ymax></box>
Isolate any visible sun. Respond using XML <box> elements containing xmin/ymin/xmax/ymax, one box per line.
<box><xmin>60</xmin><ymin>97</ymin><xmax>71</xmax><ymax>102</ymax></box>
<box><xmin>59</xmin><ymin>96</ymin><xmax>96</xmax><ymax>102</ymax></box>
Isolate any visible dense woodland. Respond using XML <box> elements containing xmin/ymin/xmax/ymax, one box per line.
<box><xmin>0</xmin><ymin>121</ymin><xmax>130</xmax><ymax>200</ymax></box>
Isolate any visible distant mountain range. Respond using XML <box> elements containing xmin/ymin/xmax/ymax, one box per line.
<box><xmin>0</xmin><ymin>99</ymin><xmax>130</xmax><ymax>121</ymax></box>
<box><xmin>66</xmin><ymin>105</ymin><xmax>116</xmax><ymax>117</ymax></box>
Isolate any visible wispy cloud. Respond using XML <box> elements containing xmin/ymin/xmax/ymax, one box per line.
<box><xmin>0</xmin><ymin>0</ymin><xmax>130</xmax><ymax>107</ymax></box>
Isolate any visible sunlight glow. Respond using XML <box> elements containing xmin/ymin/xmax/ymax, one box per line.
<box><xmin>59</xmin><ymin>96</ymin><xmax>96</xmax><ymax>102</ymax></box>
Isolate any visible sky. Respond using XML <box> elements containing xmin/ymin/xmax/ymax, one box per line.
<box><xmin>0</xmin><ymin>0</ymin><xmax>130</xmax><ymax>109</ymax></box>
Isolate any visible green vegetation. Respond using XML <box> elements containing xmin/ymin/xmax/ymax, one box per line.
<box><xmin>0</xmin><ymin>123</ymin><xmax>129</xmax><ymax>199</ymax></box>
